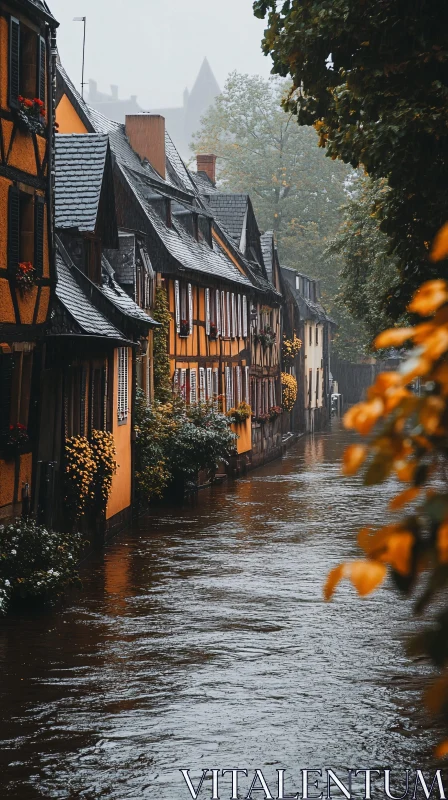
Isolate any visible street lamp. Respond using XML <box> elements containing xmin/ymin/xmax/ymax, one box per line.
<box><xmin>73</xmin><ymin>17</ymin><xmax>87</xmax><ymax>99</ymax></box>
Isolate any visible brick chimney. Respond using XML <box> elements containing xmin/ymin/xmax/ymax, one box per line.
<box><xmin>197</xmin><ymin>154</ymin><xmax>217</xmax><ymax>186</ymax></box>
<box><xmin>125</xmin><ymin>114</ymin><xmax>166</xmax><ymax>180</ymax></box>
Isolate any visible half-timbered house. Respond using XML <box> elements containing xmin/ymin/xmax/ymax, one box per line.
<box><xmin>0</xmin><ymin>0</ymin><xmax>58</xmax><ymax>520</ymax></box>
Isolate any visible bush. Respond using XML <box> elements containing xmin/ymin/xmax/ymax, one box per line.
<box><xmin>135</xmin><ymin>390</ymin><xmax>237</xmax><ymax>502</ymax></box>
<box><xmin>0</xmin><ymin>519</ymin><xmax>83</xmax><ymax>615</ymax></box>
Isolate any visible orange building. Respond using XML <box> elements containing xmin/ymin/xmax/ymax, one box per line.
<box><xmin>0</xmin><ymin>0</ymin><xmax>58</xmax><ymax>520</ymax></box>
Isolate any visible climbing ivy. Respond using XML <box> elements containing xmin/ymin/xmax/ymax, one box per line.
<box><xmin>152</xmin><ymin>287</ymin><xmax>172</xmax><ymax>402</ymax></box>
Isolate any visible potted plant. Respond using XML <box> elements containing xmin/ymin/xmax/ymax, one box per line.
<box><xmin>255</xmin><ymin>412</ymin><xmax>270</xmax><ymax>425</ymax></box>
<box><xmin>227</xmin><ymin>402</ymin><xmax>252</xmax><ymax>424</ymax></box>
<box><xmin>1</xmin><ymin>424</ymin><xmax>30</xmax><ymax>460</ymax></box>
<box><xmin>15</xmin><ymin>262</ymin><xmax>37</xmax><ymax>292</ymax></box>
<box><xmin>269</xmin><ymin>405</ymin><xmax>283</xmax><ymax>422</ymax></box>
<box><xmin>180</xmin><ymin>319</ymin><xmax>190</xmax><ymax>337</ymax></box>
<box><xmin>254</xmin><ymin>326</ymin><xmax>276</xmax><ymax>348</ymax></box>
<box><xmin>209</xmin><ymin>321</ymin><xmax>218</xmax><ymax>340</ymax></box>
<box><xmin>16</xmin><ymin>97</ymin><xmax>47</xmax><ymax>136</ymax></box>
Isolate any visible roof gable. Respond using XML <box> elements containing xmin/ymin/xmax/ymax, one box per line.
<box><xmin>55</xmin><ymin>134</ymin><xmax>118</xmax><ymax>246</ymax></box>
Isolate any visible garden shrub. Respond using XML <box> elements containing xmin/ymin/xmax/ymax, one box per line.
<box><xmin>0</xmin><ymin>519</ymin><xmax>83</xmax><ymax>615</ymax></box>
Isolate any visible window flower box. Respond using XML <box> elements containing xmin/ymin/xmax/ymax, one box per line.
<box><xmin>255</xmin><ymin>412</ymin><xmax>270</xmax><ymax>425</ymax></box>
<box><xmin>0</xmin><ymin>424</ymin><xmax>30</xmax><ymax>460</ymax></box>
<box><xmin>254</xmin><ymin>326</ymin><xmax>276</xmax><ymax>348</ymax></box>
<box><xmin>16</xmin><ymin>262</ymin><xmax>37</xmax><ymax>292</ymax></box>
<box><xmin>209</xmin><ymin>322</ymin><xmax>218</xmax><ymax>340</ymax></box>
<box><xmin>226</xmin><ymin>402</ymin><xmax>252</xmax><ymax>425</ymax></box>
<box><xmin>269</xmin><ymin>405</ymin><xmax>283</xmax><ymax>422</ymax></box>
<box><xmin>179</xmin><ymin>319</ymin><xmax>190</xmax><ymax>337</ymax></box>
<box><xmin>15</xmin><ymin>97</ymin><xmax>47</xmax><ymax>137</ymax></box>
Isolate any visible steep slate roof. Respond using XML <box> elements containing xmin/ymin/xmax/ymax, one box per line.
<box><xmin>55</xmin><ymin>249</ymin><xmax>125</xmax><ymax>341</ymax></box>
<box><xmin>55</xmin><ymin>134</ymin><xmax>109</xmax><ymax>231</ymax></box>
<box><xmin>205</xmin><ymin>194</ymin><xmax>248</xmax><ymax>245</ymax></box>
<box><xmin>260</xmin><ymin>231</ymin><xmax>275</xmax><ymax>281</ymax></box>
<box><xmin>24</xmin><ymin>0</ymin><xmax>58</xmax><ymax>24</ymax></box>
<box><xmin>101</xmin><ymin>258</ymin><xmax>158</xmax><ymax>327</ymax></box>
<box><xmin>280</xmin><ymin>265</ymin><xmax>333</xmax><ymax>324</ymax></box>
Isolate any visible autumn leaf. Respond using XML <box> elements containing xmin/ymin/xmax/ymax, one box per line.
<box><xmin>430</xmin><ymin>224</ymin><xmax>448</xmax><ymax>263</ymax></box>
<box><xmin>324</xmin><ymin>560</ymin><xmax>387</xmax><ymax>600</ymax></box>
<box><xmin>374</xmin><ymin>328</ymin><xmax>414</xmax><ymax>349</ymax></box>
<box><xmin>389</xmin><ymin>487</ymin><xmax>420</xmax><ymax>511</ymax></box>
<box><xmin>408</xmin><ymin>280</ymin><xmax>448</xmax><ymax>316</ymax></box>
<box><xmin>437</xmin><ymin>522</ymin><xmax>448</xmax><ymax>564</ymax></box>
<box><xmin>434</xmin><ymin>740</ymin><xmax>448</xmax><ymax>759</ymax></box>
<box><xmin>343</xmin><ymin>398</ymin><xmax>384</xmax><ymax>436</ymax></box>
<box><xmin>342</xmin><ymin>444</ymin><xmax>367</xmax><ymax>476</ymax></box>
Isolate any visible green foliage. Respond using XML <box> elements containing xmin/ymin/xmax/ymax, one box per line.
<box><xmin>191</xmin><ymin>71</ymin><xmax>350</xmax><ymax>286</ymax></box>
<box><xmin>0</xmin><ymin>519</ymin><xmax>83</xmax><ymax>615</ymax></box>
<box><xmin>134</xmin><ymin>390</ymin><xmax>237</xmax><ymax>502</ymax></box>
<box><xmin>152</xmin><ymin>287</ymin><xmax>171</xmax><ymax>402</ymax></box>
<box><xmin>254</xmin><ymin>0</ymin><xmax>448</xmax><ymax>317</ymax></box>
<box><xmin>328</xmin><ymin>176</ymin><xmax>402</xmax><ymax>360</ymax></box>
<box><xmin>89</xmin><ymin>431</ymin><xmax>118</xmax><ymax>516</ymax></box>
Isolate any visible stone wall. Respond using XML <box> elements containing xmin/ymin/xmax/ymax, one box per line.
<box><xmin>250</xmin><ymin>418</ymin><xmax>283</xmax><ymax>469</ymax></box>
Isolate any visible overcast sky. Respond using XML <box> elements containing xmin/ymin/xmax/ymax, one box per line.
<box><xmin>48</xmin><ymin>0</ymin><xmax>272</xmax><ymax>108</ymax></box>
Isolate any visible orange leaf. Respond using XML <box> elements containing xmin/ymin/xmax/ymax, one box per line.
<box><xmin>348</xmin><ymin>560</ymin><xmax>387</xmax><ymax>596</ymax></box>
<box><xmin>394</xmin><ymin>459</ymin><xmax>416</xmax><ymax>483</ymax></box>
<box><xmin>389</xmin><ymin>487</ymin><xmax>420</xmax><ymax>511</ymax></box>
<box><xmin>343</xmin><ymin>398</ymin><xmax>384</xmax><ymax>436</ymax></box>
<box><xmin>437</xmin><ymin>522</ymin><xmax>448</xmax><ymax>564</ymax></box>
<box><xmin>426</xmin><ymin>673</ymin><xmax>448</xmax><ymax>714</ymax></box>
<box><xmin>324</xmin><ymin>564</ymin><xmax>345</xmax><ymax>601</ymax></box>
<box><xmin>422</xmin><ymin>326</ymin><xmax>448</xmax><ymax>360</ymax></box>
<box><xmin>420</xmin><ymin>395</ymin><xmax>446</xmax><ymax>435</ymax></box>
<box><xmin>380</xmin><ymin>532</ymin><xmax>414</xmax><ymax>575</ymax></box>
<box><xmin>434</xmin><ymin>740</ymin><xmax>448</xmax><ymax>759</ymax></box>
<box><xmin>430</xmin><ymin>224</ymin><xmax>448</xmax><ymax>263</ymax></box>
<box><xmin>408</xmin><ymin>279</ymin><xmax>448</xmax><ymax>315</ymax></box>
<box><xmin>374</xmin><ymin>328</ymin><xmax>414</xmax><ymax>349</ymax></box>
<box><xmin>342</xmin><ymin>444</ymin><xmax>367</xmax><ymax>476</ymax></box>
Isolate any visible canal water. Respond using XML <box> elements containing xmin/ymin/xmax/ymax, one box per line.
<box><xmin>0</xmin><ymin>427</ymin><xmax>439</xmax><ymax>799</ymax></box>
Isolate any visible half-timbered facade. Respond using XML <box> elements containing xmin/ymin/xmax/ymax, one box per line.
<box><xmin>0</xmin><ymin>0</ymin><xmax>58</xmax><ymax>519</ymax></box>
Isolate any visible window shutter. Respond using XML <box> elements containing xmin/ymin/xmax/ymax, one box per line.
<box><xmin>205</xmin><ymin>288</ymin><xmax>210</xmax><ymax>336</ymax></box>
<box><xmin>216</xmin><ymin>290</ymin><xmax>221</xmax><ymax>336</ymax></box>
<box><xmin>34</xmin><ymin>196</ymin><xmax>45</xmax><ymax>277</ymax></box>
<box><xmin>117</xmin><ymin>348</ymin><xmax>129</xmax><ymax>422</ymax></box>
<box><xmin>242</xmin><ymin>296</ymin><xmax>248</xmax><ymax>337</ymax></box>
<box><xmin>37</xmin><ymin>35</ymin><xmax>46</xmax><ymax>104</ymax></box>
<box><xmin>199</xmin><ymin>367</ymin><xmax>206</xmax><ymax>403</ymax></box>
<box><xmin>8</xmin><ymin>186</ymin><xmax>20</xmax><ymax>276</ymax></box>
<box><xmin>213</xmin><ymin>368</ymin><xmax>219</xmax><ymax>410</ymax></box>
<box><xmin>244</xmin><ymin>366</ymin><xmax>250</xmax><ymax>403</ymax></box>
<box><xmin>226</xmin><ymin>292</ymin><xmax>231</xmax><ymax>339</ymax></box>
<box><xmin>189</xmin><ymin>368</ymin><xmax>197</xmax><ymax>404</ymax></box>
<box><xmin>175</xmin><ymin>280</ymin><xmax>180</xmax><ymax>333</ymax></box>
<box><xmin>237</xmin><ymin>295</ymin><xmax>242</xmax><ymax>338</ymax></box>
<box><xmin>173</xmin><ymin>368</ymin><xmax>179</xmax><ymax>394</ymax></box>
<box><xmin>188</xmin><ymin>283</ymin><xmax>193</xmax><ymax>334</ymax></box>
<box><xmin>225</xmin><ymin>367</ymin><xmax>232</xmax><ymax>412</ymax></box>
<box><xmin>236</xmin><ymin>367</ymin><xmax>242</xmax><ymax>405</ymax></box>
<box><xmin>180</xmin><ymin>368</ymin><xmax>187</xmax><ymax>400</ymax></box>
<box><xmin>9</xmin><ymin>17</ymin><xmax>20</xmax><ymax>110</ymax></box>
<box><xmin>0</xmin><ymin>353</ymin><xmax>13</xmax><ymax>434</ymax></box>
<box><xmin>230</xmin><ymin>293</ymin><xmax>236</xmax><ymax>338</ymax></box>
<box><xmin>80</xmin><ymin>366</ymin><xmax>87</xmax><ymax>436</ymax></box>
<box><xmin>221</xmin><ymin>292</ymin><xmax>226</xmax><ymax>337</ymax></box>
<box><xmin>206</xmin><ymin>367</ymin><xmax>212</xmax><ymax>400</ymax></box>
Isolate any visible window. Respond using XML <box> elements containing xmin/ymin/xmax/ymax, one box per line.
<box><xmin>308</xmin><ymin>369</ymin><xmax>313</xmax><ymax>407</ymax></box>
<box><xmin>212</xmin><ymin>368</ymin><xmax>219</xmax><ymax>410</ymax></box>
<box><xmin>87</xmin><ymin>238</ymin><xmax>102</xmax><ymax>284</ymax></box>
<box><xmin>225</xmin><ymin>366</ymin><xmax>233</xmax><ymax>412</ymax></box>
<box><xmin>309</xmin><ymin>325</ymin><xmax>313</xmax><ymax>347</ymax></box>
<box><xmin>0</xmin><ymin>349</ymin><xmax>33</xmax><ymax>437</ymax></box>
<box><xmin>206</xmin><ymin>289</ymin><xmax>221</xmax><ymax>337</ymax></box>
<box><xmin>117</xmin><ymin>348</ymin><xmax>129</xmax><ymax>424</ymax></box>
<box><xmin>8</xmin><ymin>188</ymin><xmax>45</xmax><ymax>277</ymax></box>
<box><xmin>206</xmin><ymin>367</ymin><xmax>213</xmax><ymax>400</ymax></box>
<box><xmin>175</xmin><ymin>281</ymin><xmax>193</xmax><ymax>337</ymax></box>
<box><xmin>189</xmin><ymin>368</ymin><xmax>197</xmax><ymax>404</ymax></box>
<box><xmin>316</xmin><ymin>369</ymin><xmax>320</xmax><ymax>404</ymax></box>
<box><xmin>199</xmin><ymin>367</ymin><xmax>206</xmax><ymax>403</ymax></box>
<box><xmin>9</xmin><ymin>17</ymin><xmax>46</xmax><ymax>109</ymax></box>
<box><xmin>244</xmin><ymin>366</ymin><xmax>250</xmax><ymax>403</ymax></box>
<box><xmin>316</xmin><ymin>325</ymin><xmax>319</xmax><ymax>346</ymax></box>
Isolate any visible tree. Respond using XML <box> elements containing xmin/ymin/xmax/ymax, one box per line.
<box><xmin>191</xmin><ymin>72</ymin><xmax>350</xmax><ymax>295</ymax></box>
<box><xmin>253</xmin><ymin>0</ymin><xmax>448</xmax><ymax>318</ymax></box>
<box><xmin>328</xmin><ymin>176</ymin><xmax>401</xmax><ymax>357</ymax></box>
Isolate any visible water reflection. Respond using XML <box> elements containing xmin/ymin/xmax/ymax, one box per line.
<box><xmin>0</xmin><ymin>427</ymin><xmax>438</xmax><ymax>799</ymax></box>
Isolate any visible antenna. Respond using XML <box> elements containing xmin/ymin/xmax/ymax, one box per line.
<box><xmin>73</xmin><ymin>17</ymin><xmax>87</xmax><ymax>99</ymax></box>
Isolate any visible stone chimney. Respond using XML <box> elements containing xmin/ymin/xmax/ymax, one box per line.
<box><xmin>125</xmin><ymin>114</ymin><xmax>166</xmax><ymax>180</ymax></box>
<box><xmin>197</xmin><ymin>154</ymin><xmax>217</xmax><ymax>186</ymax></box>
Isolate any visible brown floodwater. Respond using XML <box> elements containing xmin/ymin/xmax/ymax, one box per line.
<box><xmin>0</xmin><ymin>427</ymin><xmax>440</xmax><ymax>800</ymax></box>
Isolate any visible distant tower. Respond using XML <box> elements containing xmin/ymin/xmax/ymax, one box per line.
<box><xmin>184</xmin><ymin>58</ymin><xmax>221</xmax><ymax>141</ymax></box>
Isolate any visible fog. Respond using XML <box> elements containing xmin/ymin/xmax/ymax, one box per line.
<box><xmin>48</xmin><ymin>0</ymin><xmax>272</xmax><ymax>109</ymax></box>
